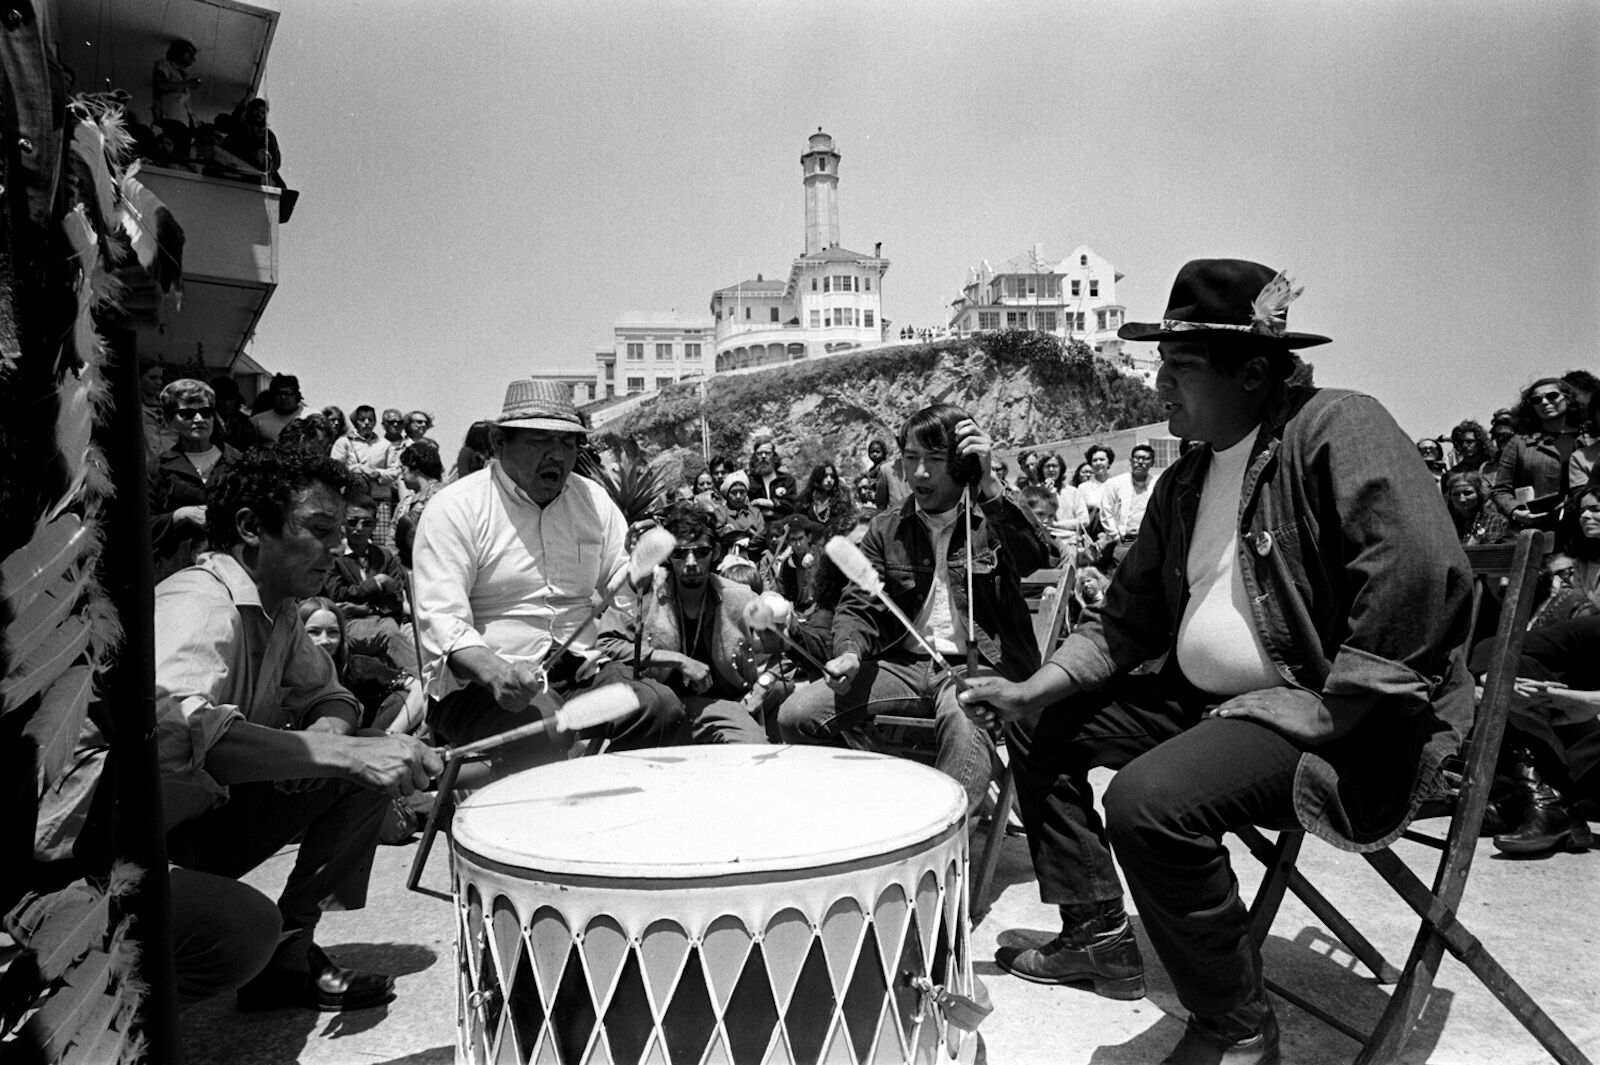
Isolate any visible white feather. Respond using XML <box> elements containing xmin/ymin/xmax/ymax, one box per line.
<box><xmin>629</xmin><ymin>527</ymin><xmax>677</xmax><ymax>584</ymax></box>
<box><xmin>1250</xmin><ymin>271</ymin><xmax>1303</xmax><ymax>335</ymax></box>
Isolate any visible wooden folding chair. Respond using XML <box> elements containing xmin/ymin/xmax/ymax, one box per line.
<box><xmin>1243</xmin><ymin>529</ymin><xmax>1592</xmax><ymax>1064</ymax></box>
<box><xmin>870</xmin><ymin>565</ymin><xmax>1075</xmax><ymax>919</ymax></box>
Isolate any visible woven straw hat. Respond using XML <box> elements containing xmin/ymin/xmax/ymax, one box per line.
<box><xmin>496</xmin><ymin>379</ymin><xmax>587</xmax><ymax>433</ymax></box>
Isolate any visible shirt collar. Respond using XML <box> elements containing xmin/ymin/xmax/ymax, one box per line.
<box><xmin>195</xmin><ymin>551</ymin><xmax>265</xmax><ymax>612</ymax></box>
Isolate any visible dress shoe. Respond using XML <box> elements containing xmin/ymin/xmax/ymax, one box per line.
<box><xmin>994</xmin><ymin>903</ymin><xmax>1145</xmax><ymax>999</ymax></box>
<box><xmin>1160</xmin><ymin>1004</ymin><xmax>1280</xmax><ymax>1065</ymax></box>
<box><xmin>1493</xmin><ymin>802</ymin><xmax>1594</xmax><ymax>855</ymax></box>
<box><xmin>237</xmin><ymin>943</ymin><xmax>396</xmax><ymax>1012</ymax></box>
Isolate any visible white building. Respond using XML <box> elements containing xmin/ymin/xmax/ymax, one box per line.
<box><xmin>711</xmin><ymin>130</ymin><xmax>890</xmax><ymax>371</ymax></box>
<box><xmin>949</xmin><ymin>244</ymin><xmax>1156</xmax><ymax>384</ymax></box>
<box><xmin>599</xmin><ymin>311</ymin><xmax>715</xmax><ymax>398</ymax></box>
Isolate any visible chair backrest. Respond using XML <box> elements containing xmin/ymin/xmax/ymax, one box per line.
<box><xmin>1440</xmin><ymin>530</ymin><xmax>1545</xmax><ymax>853</ymax></box>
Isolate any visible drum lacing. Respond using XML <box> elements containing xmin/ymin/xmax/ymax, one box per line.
<box><xmin>906</xmin><ymin>974</ymin><xmax>992</xmax><ymax>1033</ymax></box>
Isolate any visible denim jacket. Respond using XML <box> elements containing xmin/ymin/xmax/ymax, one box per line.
<box><xmin>1051</xmin><ymin>387</ymin><xmax>1476</xmax><ymax>850</ymax></box>
<box><xmin>834</xmin><ymin>490</ymin><xmax>1053</xmax><ymax>682</ymax></box>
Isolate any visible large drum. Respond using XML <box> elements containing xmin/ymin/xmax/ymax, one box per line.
<box><xmin>450</xmin><ymin>745</ymin><xmax>977</xmax><ymax>1065</ymax></box>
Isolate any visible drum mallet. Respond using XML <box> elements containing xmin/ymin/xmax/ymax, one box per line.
<box><xmin>824</xmin><ymin>536</ymin><xmax>973</xmax><ymax>696</ymax></box>
<box><xmin>740</xmin><ymin>592</ymin><xmax>836</xmax><ymax>679</ymax></box>
<box><xmin>544</xmin><ymin>526</ymin><xmax>677</xmax><ymax>668</ymax></box>
<box><xmin>406</xmin><ymin>683</ymin><xmax>641</xmax><ymax>893</ymax></box>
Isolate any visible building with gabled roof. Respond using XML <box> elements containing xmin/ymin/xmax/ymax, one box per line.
<box><xmin>948</xmin><ymin>243</ymin><xmax>1157</xmax><ymax>384</ymax></box>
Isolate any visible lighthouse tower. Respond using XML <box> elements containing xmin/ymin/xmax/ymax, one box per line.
<box><xmin>801</xmin><ymin>129</ymin><xmax>840</xmax><ymax>255</ymax></box>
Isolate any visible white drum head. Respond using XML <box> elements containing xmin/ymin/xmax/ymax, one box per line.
<box><xmin>453</xmin><ymin>745</ymin><xmax>966</xmax><ymax>878</ymax></box>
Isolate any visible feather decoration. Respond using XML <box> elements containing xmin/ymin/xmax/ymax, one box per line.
<box><xmin>1249</xmin><ymin>271</ymin><xmax>1303</xmax><ymax>336</ymax></box>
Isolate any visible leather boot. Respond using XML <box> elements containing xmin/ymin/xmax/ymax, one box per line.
<box><xmin>994</xmin><ymin>900</ymin><xmax>1145</xmax><ymax>1000</ymax></box>
<box><xmin>1160</xmin><ymin>995</ymin><xmax>1280</xmax><ymax>1065</ymax></box>
<box><xmin>1493</xmin><ymin>747</ymin><xmax>1595</xmax><ymax>855</ymax></box>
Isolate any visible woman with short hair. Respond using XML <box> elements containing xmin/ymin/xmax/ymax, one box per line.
<box><xmin>150</xmin><ymin>378</ymin><xmax>241</xmax><ymax>581</ymax></box>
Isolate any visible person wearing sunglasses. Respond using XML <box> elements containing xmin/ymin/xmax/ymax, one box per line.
<box><xmin>1490</xmin><ymin>378</ymin><xmax>1582</xmax><ymax>534</ymax></box>
<box><xmin>150</xmin><ymin>378</ymin><xmax>243</xmax><ymax>582</ymax></box>
<box><xmin>597</xmin><ymin>502</ymin><xmax>775</xmax><ymax>743</ymax></box>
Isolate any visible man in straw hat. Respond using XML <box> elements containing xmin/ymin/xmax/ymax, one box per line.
<box><xmin>962</xmin><ymin>259</ymin><xmax>1473</xmax><ymax>1064</ymax></box>
<box><xmin>412</xmin><ymin>378</ymin><xmax>684</xmax><ymax>781</ymax></box>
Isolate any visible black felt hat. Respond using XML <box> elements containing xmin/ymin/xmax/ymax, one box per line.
<box><xmin>1119</xmin><ymin>259</ymin><xmax>1330</xmax><ymax>349</ymax></box>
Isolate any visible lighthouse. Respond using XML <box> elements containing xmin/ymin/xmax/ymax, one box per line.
<box><xmin>801</xmin><ymin>128</ymin><xmax>841</xmax><ymax>256</ymax></box>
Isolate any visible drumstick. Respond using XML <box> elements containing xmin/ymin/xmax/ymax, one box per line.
<box><xmin>545</xmin><ymin>526</ymin><xmax>676</xmax><ymax>667</ymax></box>
<box><xmin>741</xmin><ymin>594</ymin><xmax>834</xmax><ymax>677</ymax></box>
<box><xmin>408</xmin><ymin>684</ymin><xmax>642</xmax><ymax>893</ymax></box>
<box><xmin>442</xmin><ymin>683</ymin><xmax>642</xmax><ymax>761</ymax></box>
<box><xmin>823</xmin><ymin>536</ymin><xmax>972</xmax><ymax>695</ymax></box>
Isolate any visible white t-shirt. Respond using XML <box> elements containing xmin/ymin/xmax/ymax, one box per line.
<box><xmin>911</xmin><ymin>505</ymin><xmax>968</xmax><ymax>658</ymax></box>
<box><xmin>1175</xmin><ymin>431</ymin><xmax>1285</xmax><ymax>696</ymax></box>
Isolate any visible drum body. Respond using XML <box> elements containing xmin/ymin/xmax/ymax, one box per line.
<box><xmin>451</xmin><ymin>745</ymin><xmax>975</xmax><ymax>1065</ymax></box>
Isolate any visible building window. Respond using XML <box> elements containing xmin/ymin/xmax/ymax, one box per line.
<box><xmin>1007</xmin><ymin>311</ymin><xmax>1029</xmax><ymax>328</ymax></box>
<box><xmin>1070</xmin><ymin>279</ymin><xmax>1081</xmax><ymax>297</ymax></box>
<box><xmin>978</xmin><ymin>311</ymin><xmax>1000</xmax><ymax>331</ymax></box>
<box><xmin>864</xmin><ymin>310</ymin><xmax>875</xmax><ymax>327</ymax></box>
<box><xmin>1096</xmin><ymin>310</ymin><xmax>1108</xmax><ymax>330</ymax></box>
<box><xmin>744</xmin><ymin>307</ymin><xmax>751</xmax><ymax>320</ymax></box>
<box><xmin>865</xmin><ymin>276</ymin><xmax>872</xmax><ymax>291</ymax></box>
<box><xmin>655</xmin><ymin>343</ymin><xmax>672</xmax><ymax>360</ymax></box>
<box><xmin>684</xmin><ymin>343</ymin><xmax>702</xmax><ymax>360</ymax></box>
<box><xmin>1080</xmin><ymin>254</ymin><xmax>1088</xmax><ymax>265</ymax></box>
<box><xmin>770</xmin><ymin>307</ymin><xmax>779</xmax><ymax>322</ymax></box>
<box><xmin>1040</xmin><ymin>311</ymin><xmax>1058</xmax><ymax>331</ymax></box>
<box><xmin>809</xmin><ymin>310</ymin><xmax>820</xmax><ymax>328</ymax></box>
<box><xmin>656</xmin><ymin>377</ymin><xmax>673</xmax><ymax>391</ymax></box>
<box><xmin>626</xmin><ymin>342</ymin><xmax>644</xmax><ymax>361</ymax></box>
<box><xmin>604</xmin><ymin>363</ymin><xmax>614</xmax><ymax>379</ymax></box>
<box><xmin>823</xmin><ymin>277</ymin><xmax>831</xmax><ymax>294</ymax></box>
<box><xmin>626</xmin><ymin>376</ymin><xmax>645</xmax><ymax>394</ymax></box>
<box><xmin>811</xmin><ymin>278</ymin><xmax>818</xmax><ymax>291</ymax></box>
<box><xmin>1090</xmin><ymin>280</ymin><xmax>1099</xmax><ymax>297</ymax></box>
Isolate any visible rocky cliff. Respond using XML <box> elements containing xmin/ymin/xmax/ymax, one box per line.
<box><xmin>593</xmin><ymin>333</ymin><xmax>1168</xmax><ymax>480</ymax></box>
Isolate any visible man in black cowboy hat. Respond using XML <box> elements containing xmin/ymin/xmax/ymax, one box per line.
<box><xmin>412</xmin><ymin>378</ymin><xmax>684</xmax><ymax>781</ymax></box>
<box><xmin>962</xmin><ymin>259</ymin><xmax>1473</xmax><ymax>1064</ymax></box>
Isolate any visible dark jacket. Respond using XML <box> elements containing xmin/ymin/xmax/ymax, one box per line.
<box><xmin>1490</xmin><ymin>431</ymin><xmax>1577</xmax><ymax>525</ymax></box>
<box><xmin>324</xmin><ymin>541</ymin><xmax>407</xmax><ymax>620</ymax></box>
<box><xmin>1053</xmin><ymin>387</ymin><xmax>1475</xmax><ymax>851</ymax></box>
<box><xmin>833</xmin><ymin>490</ymin><xmax>1053</xmax><ymax>682</ymax></box>
<box><xmin>149</xmin><ymin>444</ymin><xmax>242</xmax><ymax>583</ymax></box>
<box><xmin>747</xmin><ymin>468</ymin><xmax>799</xmax><ymax>519</ymax></box>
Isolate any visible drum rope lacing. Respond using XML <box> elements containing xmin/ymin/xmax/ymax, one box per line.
<box><xmin>907</xmin><ymin>974</ymin><xmax>993</xmax><ymax>1033</ymax></box>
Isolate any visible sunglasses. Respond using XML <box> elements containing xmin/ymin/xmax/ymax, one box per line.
<box><xmin>175</xmin><ymin>407</ymin><xmax>214</xmax><ymax>420</ymax></box>
<box><xmin>672</xmin><ymin>545</ymin><xmax>714</xmax><ymax>560</ymax></box>
<box><xmin>345</xmin><ymin>518</ymin><xmax>377</xmax><ymax>529</ymax></box>
<box><xmin>1531</xmin><ymin>391</ymin><xmax>1565</xmax><ymax>404</ymax></box>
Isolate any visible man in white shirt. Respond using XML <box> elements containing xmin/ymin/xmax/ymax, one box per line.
<box><xmin>961</xmin><ymin>260</ymin><xmax>1473</xmax><ymax>1065</ymax></box>
<box><xmin>1097</xmin><ymin>442</ymin><xmax>1161</xmax><ymax>564</ymax></box>
<box><xmin>412</xmin><ymin>379</ymin><xmax>683</xmax><ymax>781</ymax></box>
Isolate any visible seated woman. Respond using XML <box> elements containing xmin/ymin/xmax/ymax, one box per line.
<box><xmin>150</xmin><ymin>378</ymin><xmax>242</xmax><ymax>583</ymax></box>
<box><xmin>298</xmin><ymin>597</ymin><xmax>424</xmax><ymax>735</ymax></box>
<box><xmin>796</xmin><ymin>462</ymin><xmax>854</xmax><ymax>530</ymax></box>
<box><xmin>1442</xmin><ymin>470</ymin><xmax>1508</xmax><ymax>546</ymax></box>
<box><xmin>1560</xmin><ymin>487</ymin><xmax>1600</xmax><ymax>603</ymax></box>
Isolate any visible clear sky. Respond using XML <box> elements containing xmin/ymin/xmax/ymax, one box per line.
<box><xmin>250</xmin><ymin>0</ymin><xmax>1599</xmax><ymax>453</ymax></box>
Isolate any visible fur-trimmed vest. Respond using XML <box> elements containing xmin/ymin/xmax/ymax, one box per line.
<box><xmin>637</xmin><ymin>574</ymin><xmax>770</xmax><ymax>694</ymax></box>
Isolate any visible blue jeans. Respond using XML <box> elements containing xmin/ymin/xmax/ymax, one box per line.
<box><xmin>777</xmin><ymin>653</ymin><xmax>994</xmax><ymax>813</ymax></box>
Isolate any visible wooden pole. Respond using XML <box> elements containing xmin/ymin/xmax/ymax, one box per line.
<box><xmin>99</xmin><ymin>325</ymin><xmax>182</xmax><ymax>1064</ymax></box>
